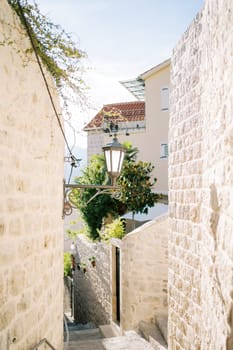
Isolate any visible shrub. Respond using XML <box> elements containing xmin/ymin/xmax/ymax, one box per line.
<box><xmin>101</xmin><ymin>218</ymin><xmax>125</xmax><ymax>241</ymax></box>
<box><xmin>64</xmin><ymin>252</ymin><xmax>72</xmax><ymax>276</ymax></box>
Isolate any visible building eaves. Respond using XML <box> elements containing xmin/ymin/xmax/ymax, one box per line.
<box><xmin>139</xmin><ymin>58</ymin><xmax>171</xmax><ymax>80</ymax></box>
<box><xmin>120</xmin><ymin>58</ymin><xmax>170</xmax><ymax>100</ymax></box>
<box><xmin>84</xmin><ymin>101</ymin><xmax>145</xmax><ymax>131</ymax></box>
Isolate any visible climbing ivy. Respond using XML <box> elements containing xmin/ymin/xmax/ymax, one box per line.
<box><xmin>64</xmin><ymin>252</ymin><xmax>72</xmax><ymax>277</ymax></box>
<box><xmin>8</xmin><ymin>0</ymin><xmax>87</xmax><ymax>108</ymax></box>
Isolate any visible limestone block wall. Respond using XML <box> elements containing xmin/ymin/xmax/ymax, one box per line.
<box><xmin>0</xmin><ymin>1</ymin><xmax>64</xmax><ymax>349</ymax></box>
<box><xmin>73</xmin><ymin>235</ymin><xmax>111</xmax><ymax>325</ymax></box>
<box><xmin>169</xmin><ymin>0</ymin><xmax>233</xmax><ymax>349</ymax></box>
<box><xmin>121</xmin><ymin>214</ymin><xmax>168</xmax><ymax>331</ymax></box>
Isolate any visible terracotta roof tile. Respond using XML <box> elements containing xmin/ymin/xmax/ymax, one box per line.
<box><xmin>84</xmin><ymin>101</ymin><xmax>145</xmax><ymax>130</ymax></box>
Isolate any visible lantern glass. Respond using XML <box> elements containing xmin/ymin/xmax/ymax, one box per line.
<box><xmin>104</xmin><ymin>149</ymin><xmax>111</xmax><ymax>172</ymax></box>
<box><xmin>103</xmin><ymin>137</ymin><xmax>125</xmax><ymax>183</ymax></box>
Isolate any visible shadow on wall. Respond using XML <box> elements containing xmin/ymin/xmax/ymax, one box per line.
<box><xmin>64</xmin><ymin>276</ymin><xmax>73</xmax><ymax>314</ymax></box>
<box><xmin>72</xmin><ymin>239</ymin><xmax>111</xmax><ymax>325</ymax></box>
<box><xmin>73</xmin><ymin>268</ymin><xmax>110</xmax><ymax>325</ymax></box>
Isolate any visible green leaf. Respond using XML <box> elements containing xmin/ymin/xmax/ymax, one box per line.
<box><xmin>8</xmin><ymin>0</ymin><xmax>87</xmax><ymax>109</ymax></box>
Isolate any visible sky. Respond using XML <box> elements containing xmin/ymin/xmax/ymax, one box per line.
<box><xmin>35</xmin><ymin>0</ymin><xmax>204</xmax><ymax>151</ymax></box>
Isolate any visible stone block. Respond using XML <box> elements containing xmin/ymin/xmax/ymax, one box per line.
<box><xmin>0</xmin><ymin>218</ymin><xmax>5</xmax><ymax>236</ymax></box>
<box><xmin>0</xmin><ymin>243</ymin><xmax>16</xmax><ymax>267</ymax></box>
<box><xmin>0</xmin><ymin>334</ymin><xmax>8</xmax><ymax>350</ymax></box>
<box><xmin>17</xmin><ymin>291</ymin><xmax>31</xmax><ymax>313</ymax></box>
<box><xmin>9</xmin><ymin>217</ymin><xmax>22</xmax><ymax>236</ymax></box>
<box><xmin>0</xmin><ymin>302</ymin><xmax>15</xmax><ymax>331</ymax></box>
<box><xmin>9</xmin><ymin>267</ymin><xmax>26</xmax><ymax>296</ymax></box>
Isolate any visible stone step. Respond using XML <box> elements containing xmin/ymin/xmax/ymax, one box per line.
<box><xmin>139</xmin><ymin>321</ymin><xmax>167</xmax><ymax>350</ymax></box>
<box><xmin>99</xmin><ymin>324</ymin><xmax>120</xmax><ymax>338</ymax></box>
<box><xmin>65</xmin><ymin>339</ymin><xmax>105</xmax><ymax>350</ymax></box>
<box><xmin>65</xmin><ymin>330</ymin><xmax>155</xmax><ymax>350</ymax></box>
<box><xmin>102</xmin><ymin>331</ymin><xmax>155</xmax><ymax>350</ymax></box>
<box><xmin>68</xmin><ymin>328</ymin><xmax>102</xmax><ymax>341</ymax></box>
<box><xmin>155</xmin><ymin>313</ymin><xmax>168</xmax><ymax>344</ymax></box>
<box><xmin>149</xmin><ymin>337</ymin><xmax>168</xmax><ymax>350</ymax></box>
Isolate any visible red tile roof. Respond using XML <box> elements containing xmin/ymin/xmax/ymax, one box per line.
<box><xmin>84</xmin><ymin>101</ymin><xmax>145</xmax><ymax>130</ymax></box>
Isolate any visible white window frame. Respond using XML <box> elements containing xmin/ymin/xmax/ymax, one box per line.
<box><xmin>161</xmin><ymin>86</ymin><xmax>169</xmax><ymax>111</ymax></box>
<box><xmin>160</xmin><ymin>142</ymin><xmax>168</xmax><ymax>159</ymax></box>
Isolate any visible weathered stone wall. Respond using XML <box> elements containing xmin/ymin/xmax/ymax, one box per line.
<box><xmin>64</xmin><ymin>276</ymin><xmax>73</xmax><ymax>314</ymax></box>
<box><xmin>121</xmin><ymin>215</ymin><xmax>168</xmax><ymax>331</ymax></box>
<box><xmin>169</xmin><ymin>0</ymin><xmax>233</xmax><ymax>348</ymax></box>
<box><xmin>73</xmin><ymin>235</ymin><xmax>111</xmax><ymax>325</ymax></box>
<box><xmin>0</xmin><ymin>1</ymin><xmax>64</xmax><ymax>349</ymax></box>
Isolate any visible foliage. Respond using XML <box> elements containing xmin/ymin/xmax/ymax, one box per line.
<box><xmin>77</xmin><ymin>262</ymin><xmax>87</xmax><ymax>273</ymax></box>
<box><xmin>8</xmin><ymin>0</ymin><xmax>87</xmax><ymax>109</ymax></box>
<box><xmin>88</xmin><ymin>256</ymin><xmax>96</xmax><ymax>267</ymax></box>
<box><xmin>66</xmin><ymin>227</ymin><xmax>87</xmax><ymax>240</ymax></box>
<box><xmin>64</xmin><ymin>252</ymin><xmax>72</xmax><ymax>277</ymax></box>
<box><xmin>88</xmin><ymin>256</ymin><xmax>96</xmax><ymax>262</ymax></box>
<box><xmin>71</xmin><ymin>154</ymin><xmax>120</xmax><ymax>241</ymax></box>
<box><xmin>66</xmin><ymin>218</ymin><xmax>88</xmax><ymax>240</ymax></box>
<box><xmin>70</xmin><ymin>142</ymin><xmax>158</xmax><ymax>240</ymax></box>
<box><xmin>122</xmin><ymin>141</ymin><xmax>138</xmax><ymax>163</ymax></box>
<box><xmin>101</xmin><ymin>218</ymin><xmax>125</xmax><ymax>241</ymax></box>
<box><xmin>118</xmin><ymin>160</ymin><xmax>158</xmax><ymax>215</ymax></box>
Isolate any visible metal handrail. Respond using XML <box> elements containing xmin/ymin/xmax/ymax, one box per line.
<box><xmin>31</xmin><ymin>338</ymin><xmax>56</xmax><ymax>350</ymax></box>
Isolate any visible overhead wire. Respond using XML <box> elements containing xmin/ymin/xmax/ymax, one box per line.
<box><xmin>16</xmin><ymin>0</ymin><xmax>80</xmax><ymax>184</ymax></box>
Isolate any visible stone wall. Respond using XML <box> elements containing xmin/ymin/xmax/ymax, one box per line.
<box><xmin>169</xmin><ymin>0</ymin><xmax>233</xmax><ymax>349</ymax></box>
<box><xmin>0</xmin><ymin>1</ymin><xmax>64</xmax><ymax>349</ymax></box>
<box><xmin>73</xmin><ymin>235</ymin><xmax>111</xmax><ymax>325</ymax></box>
<box><xmin>64</xmin><ymin>276</ymin><xmax>73</xmax><ymax>314</ymax></box>
<box><xmin>121</xmin><ymin>214</ymin><xmax>168</xmax><ymax>331</ymax></box>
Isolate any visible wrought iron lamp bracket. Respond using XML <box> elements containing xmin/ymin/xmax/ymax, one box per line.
<box><xmin>63</xmin><ymin>181</ymin><xmax>121</xmax><ymax>218</ymax></box>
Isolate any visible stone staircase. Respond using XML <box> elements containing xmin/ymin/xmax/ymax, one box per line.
<box><xmin>64</xmin><ymin>319</ymin><xmax>155</xmax><ymax>350</ymax></box>
<box><xmin>138</xmin><ymin>312</ymin><xmax>168</xmax><ymax>350</ymax></box>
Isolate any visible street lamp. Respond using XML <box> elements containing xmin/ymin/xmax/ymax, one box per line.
<box><xmin>63</xmin><ymin>137</ymin><xmax>125</xmax><ymax>217</ymax></box>
<box><xmin>102</xmin><ymin>136</ymin><xmax>125</xmax><ymax>185</ymax></box>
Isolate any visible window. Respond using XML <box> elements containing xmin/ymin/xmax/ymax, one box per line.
<box><xmin>161</xmin><ymin>86</ymin><xmax>169</xmax><ymax>111</ymax></box>
<box><xmin>160</xmin><ymin>143</ymin><xmax>168</xmax><ymax>159</ymax></box>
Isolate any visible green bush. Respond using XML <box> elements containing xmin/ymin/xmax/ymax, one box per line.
<box><xmin>101</xmin><ymin>218</ymin><xmax>125</xmax><ymax>241</ymax></box>
<box><xmin>64</xmin><ymin>252</ymin><xmax>72</xmax><ymax>276</ymax></box>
